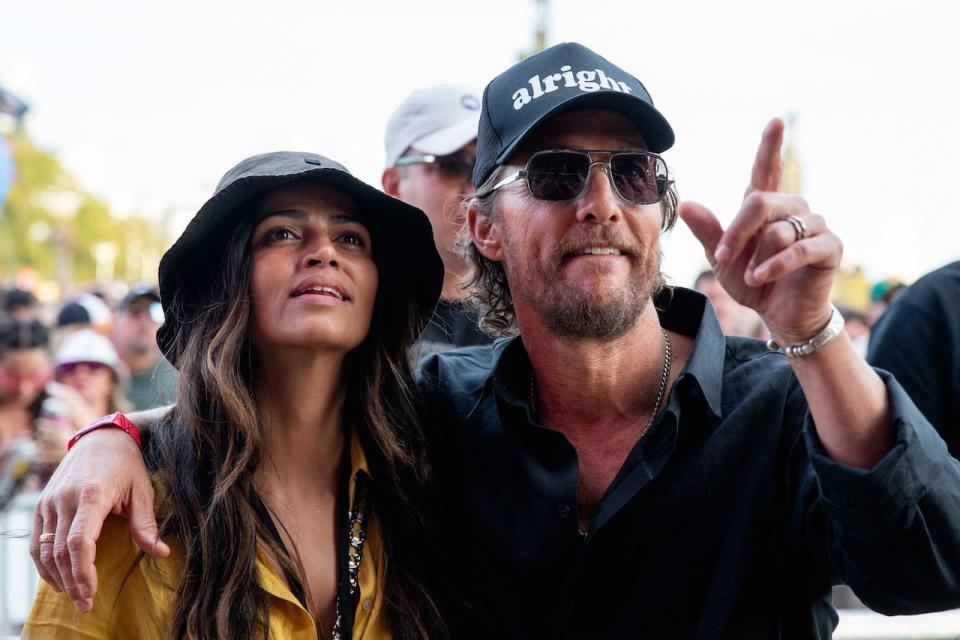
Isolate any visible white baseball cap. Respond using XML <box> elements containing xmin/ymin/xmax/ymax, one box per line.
<box><xmin>384</xmin><ymin>84</ymin><xmax>482</xmax><ymax>168</ymax></box>
<box><xmin>54</xmin><ymin>328</ymin><xmax>129</xmax><ymax>385</ymax></box>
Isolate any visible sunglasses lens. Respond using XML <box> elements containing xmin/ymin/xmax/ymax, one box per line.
<box><xmin>526</xmin><ymin>152</ymin><xmax>589</xmax><ymax>201</ymax></box>
<box><xmin>56</xmin><ymin>361</ymin><xmax>106</xmax><ymax>375</ymax></box>
<box><xmin>437</xmin><ymin>155</ymin><xmax>476</xmax><ymax>179</ymax></box>
<box><xmin>610</xmin><ymin>154</ymin><xmax>667</xmax><ymax>204</ymax></box>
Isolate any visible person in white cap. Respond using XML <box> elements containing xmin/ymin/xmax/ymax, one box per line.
<box><xmin>52</xmin><ymin>329</ymin><xmax>130</xmax><ymax>419</ymax></box>
<box><xmin>381</xmin><ymin>85</ymin><xmax>492</xmax><ymax>354</ymax></box>
<box><xmin>32</xmin><ymin>329</ymin><xmax>131</xmax><ymax>472</ymax></box>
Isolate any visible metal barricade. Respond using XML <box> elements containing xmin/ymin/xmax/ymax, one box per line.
<box><xmin>0</xmin><ymin>491</ymin><xmax>40</xmax><ymax>636</ymax></box>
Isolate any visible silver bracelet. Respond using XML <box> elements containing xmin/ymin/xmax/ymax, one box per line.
<box><xmin>766</xmin><ymin>304</ymin><xmax>845</xmax><ymax>358</ymax></box>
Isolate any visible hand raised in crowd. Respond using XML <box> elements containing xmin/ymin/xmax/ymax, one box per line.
<box><xmin>29</xmin><ymin>413</ymin><xmax>169</xmax><ymax>613</ymax></box>
<box><xmin>679</xmin><ymin>118</ymin><xmax>843</xmax><ymax>346</ymax></box>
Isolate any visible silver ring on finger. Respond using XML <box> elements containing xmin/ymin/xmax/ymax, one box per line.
<box><xmin>784</xmin><ymin>215</ymin><xmax>807</xmax><ymax>242</ymax></box>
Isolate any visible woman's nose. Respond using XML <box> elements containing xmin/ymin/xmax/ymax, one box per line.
<box><xmin>302</xmin><ymin>235</ymin><xmax>339</xmax><ymax>269</ymax></box>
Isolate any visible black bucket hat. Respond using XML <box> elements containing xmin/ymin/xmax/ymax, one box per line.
<box><xmin>156</xmin><ymin>151</ymin><xmax>443</xmax><ymax>365</ymax></box>
<box><xmin>473</xmin><ymin>42</ymin><xmax>675</xmax><ymax>189</ymax></box>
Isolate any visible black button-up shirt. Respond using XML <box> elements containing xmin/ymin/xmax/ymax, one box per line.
<box><xmin>419</xmin><ymin>287</ymin><xmax>960</xmax><ymax>639</ymax></box>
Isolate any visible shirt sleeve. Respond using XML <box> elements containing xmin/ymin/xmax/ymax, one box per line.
<box><xmin>800</xmin><ymin>370</ymin><xmax>960</xmax><ymax>614</ymax></box>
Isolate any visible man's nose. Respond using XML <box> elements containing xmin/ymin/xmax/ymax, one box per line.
<box><xmin>575</xmin><ymin>163</ymin><xmax>621</xmax><ymax>223</ymax></box>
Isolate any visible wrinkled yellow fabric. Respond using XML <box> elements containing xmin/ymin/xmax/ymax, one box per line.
<box><xmin>23</xmin><ymin>432</ymin><xmax>391</xmax><ymax>639</ymax></box>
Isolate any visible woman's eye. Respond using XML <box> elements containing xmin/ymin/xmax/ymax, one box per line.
<box><xmin>340</xmin><ymin>232</ymin><xmax>365</xmax><ymax>247</ymax></box>
<box><xmin>267</xmin><ymin>227</ymin><xmax>297</xmax><ymax>242</ymax></box>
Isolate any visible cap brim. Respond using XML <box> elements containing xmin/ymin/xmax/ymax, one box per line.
<box><xmin>157</xmin><ymin>168</ymin><xmax>442</xmax><ymax>366</ymax></box>
<box><xmin>411</xmin><ymin>118</ymin><xmax>479</xmax><ymax>157</ymax></box>
<box><xmin>494</xmin><ymin>91</ymin><xmax>675</xmax><ymax>169</ymax></box>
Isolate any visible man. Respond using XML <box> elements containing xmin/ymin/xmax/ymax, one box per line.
<box><xmin>868</xmin><ymin>260</ymin><xmax>960</xmax><ymax>457</ymax></box>
<box><xmin>54</xmin><ymin>293</ymin><xmax>112</xmax><ymax>337</ymax></box>
<box><xmin>381</xmin><ymin>84</ymin><xmax>493</xmax><ymax>353</ymax></box>
<box><xmin>693</xmin><ymin>268</ymin><xmax>765</xmax><ymax>337</ymax></box>
<box><xmin>2</xmin><ymin>288</ymin><xmax>40</xmax><ymax>322</ymax></box>
<box><xmin>110</xmin><ymin>285</ymin><xmax>176</xmax><ymax>411</ymax></box>
<box><xmin>30</xmin><ymin>43</ymin><xmax>960</xmax><ymax>638</ymax></box>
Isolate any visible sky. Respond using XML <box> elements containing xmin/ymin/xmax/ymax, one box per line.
<box><xmin>2</xmin><ymin>0</ymin><xmax>959</xmax><ymax>288</ymax></box>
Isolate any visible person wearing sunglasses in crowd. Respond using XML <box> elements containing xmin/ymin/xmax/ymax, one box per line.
<box><xmin>381</xmin><ymin>85</ymin><xmax>493</xmax><ymax>355</ymax></box>
<box><xmin>52</xmin><ymin>329</ymin><xmax>131</xmax><ymax>421</ymax></box>
<box><xmin>111</xmin><ymin>285</ymin><xmax>178</xmax><ymax>411</ymax></box>
<box><xmin>29</xmin><ymin>329</ymin><xmax>133</xmax><ymax>473</ymax></box>
<box><xmin>30</xmin><ymin>43</ymin><xmax>960</xmax><ymax>638</ymax></box>
<box><xmin>24</xmin><ymin>151</ymin><xmax>447</xmax><ymax>639</ymax></box>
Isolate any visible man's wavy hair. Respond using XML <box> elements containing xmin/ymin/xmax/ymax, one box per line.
<box><xmin>457</xmin><ymin>174</ymin><xmax>679</xmax><ymax>336</ymax></box>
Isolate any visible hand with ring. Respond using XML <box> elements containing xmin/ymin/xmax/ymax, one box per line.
<box><xmin>678</xmin><ymin>118</ymin><xmax>843</xmax><ymax>346</ymax></box>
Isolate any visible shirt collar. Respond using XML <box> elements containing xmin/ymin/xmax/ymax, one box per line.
<box><xmin>256</xmin><ymin>428</ymin><xmax>373</xmax><ymax>612</ymax></box>
<box><xmin>349</xmin><ymin>426</ymin><xmax>371</xmax><ymax>481</ymax></box>
<box><xmin>656</xmin><ymin>287</ymin><xmax>725</xmax><ymax>418</ymax></box>
<box><xmin>490</xmin><ymin>286</ymin><xmax>726</xmax><ymax>419</ymax></box>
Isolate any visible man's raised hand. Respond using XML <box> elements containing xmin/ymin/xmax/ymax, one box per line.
<box><xmin>678</xmin><ymin>118</ymin><xmax>842</xmax><ymax>345</ymax></box>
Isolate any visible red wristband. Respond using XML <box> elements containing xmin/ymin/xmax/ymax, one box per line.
<box><xmin>67</xmin><ymin>412</ymin><xmax>142</xmax><ymax>451</ymax></box>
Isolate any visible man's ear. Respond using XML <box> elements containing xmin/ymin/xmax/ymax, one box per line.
<box><xmin>467</xmin><ymin>207</ymin><xmax>503</xmax><ymax>262</ymax></box>
<box><xmin>382</xmin><ymin>167</ymin><xmax>400</xmax><ymax>197</ymax></box>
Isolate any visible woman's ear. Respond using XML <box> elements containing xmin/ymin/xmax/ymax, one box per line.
<box><xmin>467</xmin><ymin>207</ymin><xmax>503</xmax><ymax>262</ymax></box>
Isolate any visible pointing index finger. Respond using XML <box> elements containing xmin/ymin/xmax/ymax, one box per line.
<box><xmin>716</xmin><ymin>119</ymin><xmax>786</xmax><ymax>264</ymax></box>
<box><xmin>746</xmin><ymin>118</ymin><xmax>785</xmax><ymax>197</ymax></box>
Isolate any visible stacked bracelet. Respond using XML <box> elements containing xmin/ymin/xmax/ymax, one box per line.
<box><xmin>766</xmin><ymin>304</ymin><xmax>845</xmax><ymax>358</ymax></box>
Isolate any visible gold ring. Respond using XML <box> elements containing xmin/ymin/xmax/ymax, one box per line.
<box><xmin>784</xmin><ymin>215</ymin><xmax>807</xmax><ymax>242</ymax></box>
<box><xmin>39</xmin><ymin>533</ymin><xmax>56</xmax><ymax>545</ymax></box>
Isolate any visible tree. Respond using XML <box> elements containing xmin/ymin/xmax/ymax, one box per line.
<box><xmin>1</xmin><ymin>133</ymin><xmax>167</xmax><ymax>289</ymax></box>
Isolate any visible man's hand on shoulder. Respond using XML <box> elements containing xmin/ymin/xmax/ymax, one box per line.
<box><xmin>29</xmin><ymin>412</ymin><xmax>169</xmax><ymax>613</ymax></box>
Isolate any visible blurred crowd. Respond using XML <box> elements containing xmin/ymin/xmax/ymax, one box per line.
<box><xmin>0</xmin><ymin>284</ymin><xmax>176</xmax><ymax>509</ymax></box>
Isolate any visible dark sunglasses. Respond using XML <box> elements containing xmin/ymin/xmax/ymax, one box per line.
<box><xmin>55</xmin><ymin>361</ymin><xmax>108</xmax><ymax>375</ymax></box>
<box><xmin>394</xmin><ymin>153</ymin><xmax>476</xmax><ymax>180</ymax></box>
<box><xmin>476</xmin><ymin>149</ymin><xmax>669</xmax><ymax>204</ymax></box>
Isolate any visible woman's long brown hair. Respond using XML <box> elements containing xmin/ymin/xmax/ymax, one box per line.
<box><xmin>144</xmin><ymin>206</ymin><xmax>446</xmax><ymax>639</ymax></box>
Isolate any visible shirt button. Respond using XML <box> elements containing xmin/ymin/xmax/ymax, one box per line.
<box><xmin>557</xmin><ymin>504</ymin><xmax>571</xmax><ymax>519</ymax></box>
<box><xmin>362</xmin><ymin>598</ymin><xmax>373</xmax><ymax>611</ymax></box>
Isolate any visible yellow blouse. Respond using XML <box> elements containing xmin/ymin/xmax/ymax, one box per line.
<box><xmin>23</xmin><ymin>433</ymin><xmax>392</xmax><ymax>640</ymax></box>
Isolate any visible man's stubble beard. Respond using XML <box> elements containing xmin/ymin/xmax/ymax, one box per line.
<box><xmin>501</xmin><ymin>225</ymin><xmax>663</xmax><ymax>341</ymax></box>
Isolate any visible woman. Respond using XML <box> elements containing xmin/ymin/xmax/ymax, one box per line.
<box><xmin>53</xmin><ymin>328</ymin><xmax>130</xmax><ymax>417</ymax></box>
<box><xmin>0</xmin><ymin>319</ymin><xmax>51</xmax><ymax>505</ymax></box>
<box><xmin>0</xmin><ymin>319</ymin><xmax>51</xmax><ymax>453</ymax></box>
<box><xmin>24</xmin><ymin>151</ymin><xmax>446</xmax><ymax>639</ymax></box>
<box><xmin>31</xmin><ymin>329</ymin><xmax>132</xmax><ymax>474</ymax></box>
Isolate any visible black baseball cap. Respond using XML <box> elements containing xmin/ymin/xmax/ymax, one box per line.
<box><xmin>156</xmin><ymin>151</ymin><xmax>443</xmax><ymax>365</ymax></box>
<box><xmin>473</xmin><ymin>42</ymin><xmax>675</xmax><ymax>189</ymax></box>
<box><xmin>3</xmin><ymin>288</ymin><xmax>38</xmax><ymax>312</ymax></box>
